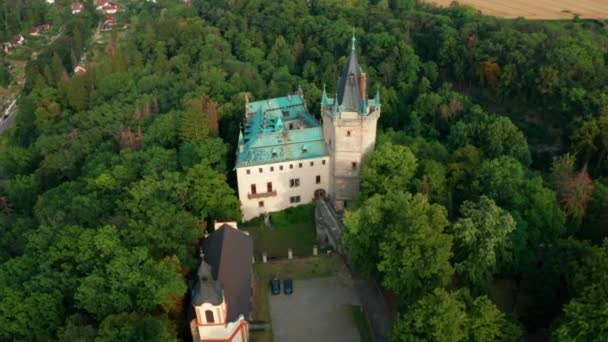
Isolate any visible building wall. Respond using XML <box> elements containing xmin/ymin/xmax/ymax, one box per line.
<box><xmin>194</xmin><ymin>316</ymin><xmax>249</xmax><ymax>342</ymax></box>
<box><xmin>237</xmin><ymin>156</ymin><xmax>330</xmax><ymax>221</ymax></box>
<box><xmin>194</xmin><ymin>301</ymin><xmax>227</xmax><ymax>326</ymax></box>
<box><xmin>322</xmin><ymin>107</ymin><xmax>380</xmax><ymax>208</ymax></box>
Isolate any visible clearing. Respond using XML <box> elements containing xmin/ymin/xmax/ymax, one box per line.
<box><xmin>425</xmin><ymin>0</ymin><xmax>608</xmax><ymax>19</ymax></box>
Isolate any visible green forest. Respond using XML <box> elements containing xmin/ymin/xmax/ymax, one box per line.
<box><xmin>0</xmin><ymin>0</ymin><xmax>607</xmax><ymax>340</ymax></box>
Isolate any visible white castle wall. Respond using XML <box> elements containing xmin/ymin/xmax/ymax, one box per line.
<box><xmin>237</xmin><ymin>156</ymin><xmax>330</xmax><ymax>221</ymax></box>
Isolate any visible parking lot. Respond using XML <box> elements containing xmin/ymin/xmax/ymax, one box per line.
<box><xmin>269</xmin><ymin>276</ymin><xmax>362</xmax><ymax>342</ymax></box>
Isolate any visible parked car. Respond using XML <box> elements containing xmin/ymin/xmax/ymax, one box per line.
<box><xmin>270</xmin><ymin>277</ymin><xmax>281</xmax><ymax>295</ymax></box>
<box><xmin>284</xmin><ymin>278</ymin><xmax>293</xmax><ymax>295</ymax></box>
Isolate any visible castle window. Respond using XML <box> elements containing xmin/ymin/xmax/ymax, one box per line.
<box><xmin>270</xmin><ymin>166</ymin><xmax>274</xmax><ymax>172</ymax></box>
<box><xmin>259</xmin><ymin>168</ymin><xmax>263</xmax><ymax>173</ymax></box>
<box><xmin>246</xmin><ymin>169</ymin><xmax>250</xmax><ymax>175</ymax></box>
<box><xmin>259</xmin><ymin>201</ymin><xmax>264</xmax><ymax>208</ymax></box>
<box><xmin>347</xmin><ymin>130</ymin><xmax>351</xmax><ymax>137</ymax></box>
<box><xmin>205</xmin><ymin>310</ymin><xmax>215</xmax><ymax>323</ymax></box>
<box><xmin>310</xmin><ymin>161</ymin><xmax>314</xmax><ymax>166</ymax></box>
<box><xmin>322</xmin><ymin>160</ymin><xmax>326</xmax><ymax>165</ymax></box>
<box><xmin>251</xmin><ymin>184</ymin><xmax>257</xmax><ymax>195</ymax></box>
<box><xmin>290</xmin><ymin>196</ymin><xmax>301</xmax><ymax>204</ymax></box>
<box><xmin>299</xmin><ymin>163</ymin><xmax>303</xmax><ymax>168</ymax></box>
<box><xmin>352</xmin><ymin>162</ymin><xmax>358</xmax><ymax>170</ymax></box>
<box><xmin>267</xmin><ymin>182</ymin><xmax>273</xmax><ymax>192</ymax></box>
<box><xmin>290</xmin><ymin>178</ymin><xmax>300</xmax><ymax>188</ymax></box>
<box><xmin>280</xmin><ymin>165</ymin><xmax>284</xmax><ymax>171</ymax></box>
<box><xmin>290</xmin><ymin>164</ymin><xmax>293</xmax><ymax>169</ymax></box>
<box><xmin>316</xmin><ymin>175</ymin><xmax>321</xmax><ymax>184</ymax></box>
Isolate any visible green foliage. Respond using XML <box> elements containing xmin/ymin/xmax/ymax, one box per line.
<box><xmin>389</xmin><ymin>288</ymin><xmax>522</xmax><ymax>342</ymax></box>
<box><xmin>377</xmin><ymin>192</ymin><xmax>452</xmax><ymax>300</ymax></box>
<box><xmin>450</xmin><ymin>196</ymin><xmax>516</xmax><ymax>290</ymax></box>
<box><xmin>1</xmin><ymin>0</ymin><xmax>606</xmax><ymax>339</ymax></box>
<box><xmin>553</xmin><ymin>240</ymin><xmax>608</xmax><ymax>340</ymax></box>
<box><xmin>344</xmin><ymin>191</ymin><xmax>452</xmax><ymax>300</ymax></box>
<box><xmin>95</xmin><ymin>313</ymin><xmax>177</xmax><ymax>342</ymax></box>
<box><xmin>360</xmin><ymin>142</ymin><xmax>417</xmax><ymax>199</ymax></box>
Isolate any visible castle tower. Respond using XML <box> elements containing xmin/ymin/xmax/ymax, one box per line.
<box><xmin>321</xmin><ymin>34</ymin><xmax>381</xmax><ymax>211</ymax></box>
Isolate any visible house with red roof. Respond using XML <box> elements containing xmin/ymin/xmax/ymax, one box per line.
<box><xmin>30</xmin><ymin>24</ymin><xmax>51</xmax><ymax>36</ymax></box>
<box><xmin>71</xmin><ymin>2</ymin><xmax>83</xmax><ymax>14</ymax></box>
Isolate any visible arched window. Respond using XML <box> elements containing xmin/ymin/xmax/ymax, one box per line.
<box><xmin>205</xmin><ymin>310</ymin><xmax>215</xmax><ymax>323</ymax></box>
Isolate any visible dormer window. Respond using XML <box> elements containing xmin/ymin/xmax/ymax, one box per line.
<box><xmin>301</xmin><ymin>145</ymin><xmax>308</xmax><ymax>153</ymax></box>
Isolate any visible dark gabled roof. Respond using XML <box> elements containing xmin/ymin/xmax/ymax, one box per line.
<box><xmin>192</xmin><ymin>261</ymin><xmax>223</xmax><ymax>306</ymax></box>
<box><xmin>337</xmin><ymin>48</ymin><xmax>363</xmax><ymax>112</ymax></box>
<box><xmin>202</xmin><ymin>225</ymin><xmax>253</xmax><ymax>322</ymax></box>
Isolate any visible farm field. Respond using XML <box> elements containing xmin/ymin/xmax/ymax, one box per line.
<box><xmin>425</xmin><ymin>0</ymin><xmax>608</xmax><ymax>19</ymax></box>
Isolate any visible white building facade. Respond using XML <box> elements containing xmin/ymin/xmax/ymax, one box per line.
<box><xmin>236</xmin><ymin>36</ymin><xmax>380</xmax><ymax>220</ymax></box>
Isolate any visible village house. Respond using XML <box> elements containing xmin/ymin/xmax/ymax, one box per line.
<box><xmin>73</xmin><ymin>65</ymin><xmax>87</xmax><ymax>75</ymax></box>
<box><xmin>96</xmin><ymin>0</ymin><xmax>120</xmax><ymax>14</ymax></box>
<box><xmin>101</xmin><ymin>16</ymin><xmax>116</xmax><ymax>31</ymax></box>
<box><xmin>30</xmin><ymin>24</ymin><xmax>51</xmax><ymax>36</ymax></box>
<box><xmin>11</xmin><ymin>34</ymin><xmax>25</xmax><ymax>47</ymax></box>
<box><xmin>235</xmin><ymin>36</ymin><xmax>380</xmax><ymax>220</ymax></box>
<box><xmin>2</xmin><ymin>34</ymin><xmax>25</xmax><ymax>52</ymax></box>
<box><xmin>190</xmin><ymin>223</ymin><xmax>253</xmax><ymax>342</ymax></box>
<box><xmin>71</xmin><ymin>2</ymin><xmax>83</xmax><ymax>14</ymax></box>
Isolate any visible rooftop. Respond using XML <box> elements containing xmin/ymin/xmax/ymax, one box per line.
<box><xmin>201</xmin><ymin>225</ymin><xmax>253</xmax><ymax>322</ymax></box>
<box><xmin>236</xmin><ymin>92</ymin><xmax>328</xmax><ymax>168</ymax></box>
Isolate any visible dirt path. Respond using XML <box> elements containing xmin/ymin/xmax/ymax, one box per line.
<box><xmin>425</xmin><ymin>0</ymin><xmax>608</xmax><ymax>19</ymax></box>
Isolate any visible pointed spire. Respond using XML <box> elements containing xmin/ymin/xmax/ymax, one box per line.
<box><xmin>244</xmin><ymin>93</ymin><xmax>250</xmax><ymax>121</ymax></box>
<box><xmin>321</xmin><ymin>83</ymin><xmax>329</xmax><ymax>106</ymax></box>
<box><xmin>297</xmin><ymin>84</ymin><xmax>304</xmax><ymax>99</ymax></box>
<box><xmin>238</xmin><ymin>125</ymin><xmax>244</xmax><ymax>153</ymax></box>
<box><xmin>333</xmin><ymin>90</ymin><xmax>339</xmax><ymax>114</ymax></box>
<box><xmin>351</xmin><ymin>28</ymin><xmax>356</xmax><ymax>51</ymax></box>
<box><xmin>276</xmin><ymin>116</ymin><xmax>284</xmax><ymax>132</ymax></box>
<box><xmin>375</xmin><ymin>84</ymin><xmax>381</xmax><ymax>106</ymax></box>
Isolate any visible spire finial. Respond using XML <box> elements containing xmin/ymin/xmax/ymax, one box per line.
<box><xmin>351</xmin><ymin>28</ymin><xmax>356</xmax><ymax>51</ymax></box>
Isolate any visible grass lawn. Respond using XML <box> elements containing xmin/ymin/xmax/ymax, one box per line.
<box><xmin>250</xmin><ymin>255</ymin><xmax>341</xmax><ymax>342</ymax></box>
<box><xmin>242</xmin><ymin>204</ymin><xmax>317</xmax><ymax>259</ymax></box>
<box><xmin>254</xmin><ymin>254</ymin><xmax>340</xmax><ymax>281</ymax></box>
<box><xmin>350</xmin><ymin>305</ymin><xmax>373</xmax><ymax>342</ymax></box>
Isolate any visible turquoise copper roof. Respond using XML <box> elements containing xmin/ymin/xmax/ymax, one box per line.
<box><xmin>236</xmin><ymin>93</ymin><xmax>329</xmax><ymax>168</ymax></box>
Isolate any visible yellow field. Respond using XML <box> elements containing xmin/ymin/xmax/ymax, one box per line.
<box><xmin>426</xmin><ymin>0</ymin><xmax>608</xmax><ymax>19</ymax></box>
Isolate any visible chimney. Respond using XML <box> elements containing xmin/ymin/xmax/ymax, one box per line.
<box><xmin>359</xmin><ymin>73</ymin><xmax>367</xmax><ymax>100</ymax></box>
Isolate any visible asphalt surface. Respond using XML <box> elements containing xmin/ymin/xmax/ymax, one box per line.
<box><xmin>269</xmin><ymin>276</ymin><xmax>362</xmax><ymax>342</ymax></box>
<box><xmin>0</xmin><ymin>98</ymin><xmax>17</xmax><ymax>135</ymax></box>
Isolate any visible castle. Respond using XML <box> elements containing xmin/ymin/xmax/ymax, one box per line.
<box><xmin>236</xmin><ymin>36</ymin><xmax>380</xmax><ymax>221</ymax></box>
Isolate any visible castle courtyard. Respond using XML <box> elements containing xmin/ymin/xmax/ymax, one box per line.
<box><xmin>269</xmin><ymin>276</ymin><xmax>362</xmax><ymax>342</ymax></box>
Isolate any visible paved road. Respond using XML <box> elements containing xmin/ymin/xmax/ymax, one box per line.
<box><xmin>351</xmin><ymin>273</ymin><xmax>393</xmax><ymax>342</ymax></box>
<box><xmin>270</xmin><ymin>276</ymin><xmax>362</xmax><ymax>342</ymax></box>
<box><xmin>0</xmin><ymin>97</ymin><xmax>17</xmax><ymax>134</ymax></box>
